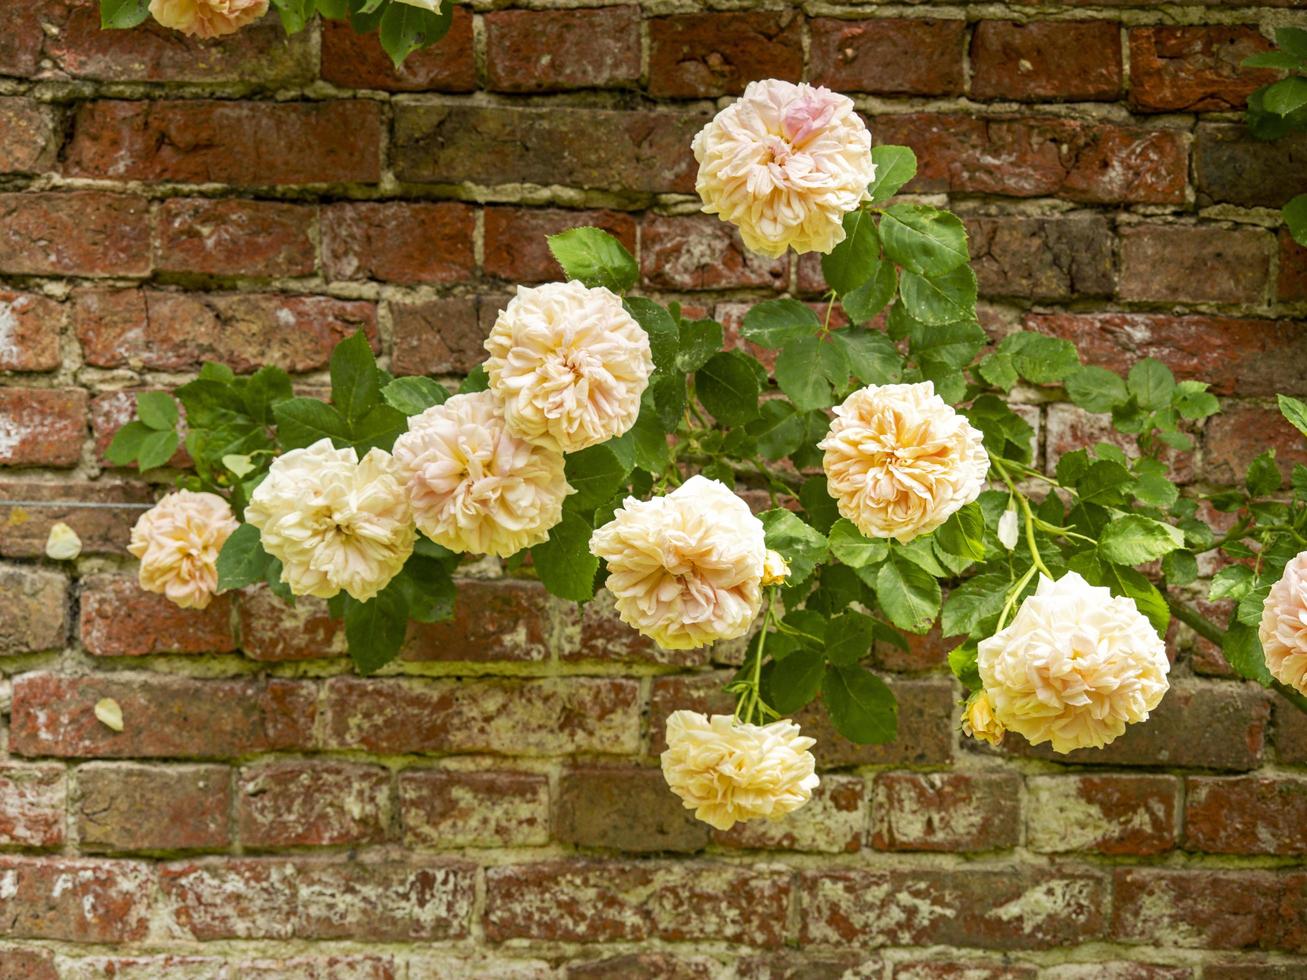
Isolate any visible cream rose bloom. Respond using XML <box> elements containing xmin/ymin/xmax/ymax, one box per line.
<box><xmin>661</xmin><ymin>710</ymin><xmax>820</xmax><ymax>831</ymax></box>
<box><xmin>978</xmin><ymin>573</ymin><xmax>1170</xmax><ymax>753</ymax></box>
<box><xmin>129</xmin><ymin>490</ymin><xmax>238</xmax><ymax>610</ymax></box>
<box><xmin>245</xmin><ymin>439</ymin><xmax>414</xmax><ymax>602</ymax></box>
<box><xmin>1260</xmin><ymin>551</ymin><xmax>1307</xmax><ymax>695</ymax></box>
<box><xmin>149</xmin><ymin>0</ymin><xmax>268</xmax><ymax>38</ymax></box>
<box><xmin>392</xmin><ymin>391</ymin><xmax>571</xmax><ymax>558</ymax></box>
<box><xmin>692</xmin><ymin>79</ymin><xmax>875</xmax><ymax>257</ymax></box>
<box><xmin>962</xmin><ymin>690</ymin><xmax>1005</xmax><ymax>747</ymax></box>
<box><xmin>820</xmin><ymin>381</ymin><xmax>989</xmax><ymax>543</ymax></box>
<box><xmin>485</xmin><ymin>281</ymin><xmax>653</xmax><ymax>453</ymax></box>
<box><xmin>590</xmin><ymin>476</ymin><xmax>766</xmax><ymax>650</ymax></box>
<box><xmin>393</xmin><ymin>0</ymin><xmax>439</xmax><ymax>10</ymax></box>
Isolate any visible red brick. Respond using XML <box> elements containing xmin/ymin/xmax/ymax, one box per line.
<box><xmin>1130</xmin><ymin>26</ymin><xmax>1276</xmax><ymax>112</ymax></box>
<box><xmin>648</xmin><ymin>12</ymin><xmax>803</xmax><ymax>98</ymax></box>
<box><xmin>715</xmin><ymin>775</ymin><xmax>866</xmax><ymax>854</ymax></box>
<box><xmin>156</xmin><ymin>198</ymin><xmax>316</xmax><ymax>278</ymax></box>
<box><xmin>405</xmin><ymin>579</ymin><xmax>553</xmax><ymax>663</ymax></box>
<box><xmin>0</xmin><ymin>388</ymin><xmax>87</xmax><ymax>467</ymax></box>
<box><xmin>238</xmin><ymin>762</ymin><xmax>390</xmax><ymax>849</ymax></box>
<box><xmin>1026</xmin><ymin>312</ymin><xmax>1307</xmax><ymax>397</ymax></box>
<box><xmin>322</xmin><ymin>676</ymin><xmax>640</xmax><ymax>756</ymax></box>
<box><xmin>872</xmin><ymin>773</ymin><xmax>1020</xmax><ymax>852</ymax></box>
<box><xmin>1112</xmin><ymin>869</ymin><xmax>1283</xmax><ymax>949</ymax></box>
<box><xmin>238</xmin><ymin>588</ymin><xmax>345</xmax><ymax>662</ymax></box>
<box><xmin>554</xmin><ymin>767</ymin><xmax>708</xmax><ymax>853</ymax></box>
<box><xmin>810</xmin><ymin>19</ymin><xmax>964</xmax><ymax>96</ymax></box>
<box><xmin>234</xmin><ymin>956</ymin><xmax>397</xmax><ymax>980</ymax></box>
<box><xmin>1281</xmin><ymin>230</ymin><xmax>1307</xmax><ymax>302</ymax></box>
<box><xmin>1204</xmin><ymin>966</ymin><xmax>1307</xmax><ymax>980</ymax></box>
<box><xmin>1204</xmin><ymin>402</ymin><xmax>1307</xmax><ymax>487</ymax></box>
<box><xmin>408</xmin><ymin>955</ymin><xmax>553</xmax><ymax>979</ymax></box>
<box><xmin>75</xmin><ymin>289</ymin><xmax>376</xmax><ymax>374</ymax></box>
<box><xmin>641</xmin><ymin>214</ymin><xmax>788</xmax><ymax>291</ymax></box>
<box><xmin>392</xmin><ymin>104</ymin><xmax>709</xmax><ymax>194</ymax></box>
<box><xmin>566</xmin><ymin>589</ymin><xmax>712</xmax><ymax>668</ymax></box>
<box><xmin>80</xmin><ymin>574</ymin><xmax>236</xmax><ymax>656</ymax></box>
<box><xmin>0</xmin><ymin>191</ymin><xmax>150</xmax><ymax>277</ymax></box>
<box><xmin>1003</xmin><ymin>680</ymin><xmax>1268</xmax><ymax>770</ymax></box>
<box><xmin>319</xmin><ymin>8</ymin><xmax>475</xmax><ymax>93</ymax></box>
<box><xmin>76</xmin><ymin>763</ymin><xmax>230</xmax><ymax>853</ymax></box>
<box><xmin>0</xmin><ymin>290</ymin><xmax>63</xmax><ymax>371</ymax></box>
<box><xmin>1281</xmin><ymin>873</ymin><xmax>1307</xmax><ymax>952</ymax></box>
<box><xmin>64</xmin><ymin>100</ymin><xmax>382</xmax><ymax>186</ymax></box>
<box><xmin>162</xmin><ymin>858</ymin><xmax>475</xmax><ymax>941</ymax></box>
<box><xmin>870</xmin><ymin>623</ymin><xmax>955</xmax><ymax>672</ymax></box>
<box><xmin>0</xmin><ymin>764</ymin><xmax>65</xmax><ymax>848</ymax></box>
<box><xmin>738</xmin><ymin>953</ymin><xmax>886</xmax><ymax>979</ymax></box>
<box><xmin>484</xmin><ymin>207</ymin><xmax>638</xmax><ymax>283</ymax></box>
<box><xmin>400</xmin><ymin>770</ymin><xmax>549</xmax><ymax>849</ymax></box>
<box><xmin>10</xmin><ymin>673</ymin><xmax>317</xmax><ymax>759</ymax></box>
<box><xmin>0</xmin><ymin>4</ymin><xmax>44</xmax><ymax>76</ymax></box>
<box><xmin>0</xmin><ymin>481</ymin><xmax>151</xmax><ymax>559</ymax></box>
<box><xmin>484</xmin><ymin>861</ymin><xmax>791</xmax><ymax>945</ymax></box>
<box><xmin>1185</xmin><ymin>775</ymin><xmax>1307</xmax><ymax>855</ymax></box>
<box><xmin>801</xmin><ymin>868</ymin><xmax>1106</xmax><ymax>949</ymax></box>
<box><xmin>1196</xmin><ymin>125</ymin><xmax>1307</xmax><ymax>211</ymax></box>
<box><xmin>876</xmin><ymin>114</ymin><xmax>1187</xmax><ymax>205</ymax></box>
<box><xmin>485</xmin><ymin>7</ymin><xmax>641</xmax><ymax>93</ymax></box>
<box><xmin>1044</xmin><ymin>403</ymin><xmax>1195</xmax><ymax>485</ymax></box>
<box><xmin>968</xmin><ymin>215</ymin><xmax>1113</xmax><ymax>300</ymax></box>
<box><xmin>0</xmin><ymin>565</ymin><xmax>67</xmax><ymax>655</ymax></box>
<box><xmin>0</xmin><ymin>948</ymin><xmax>57</xmax><ymax>980</ymax></box>
<box><xmin>0</xmin><ymin>857</ymin><xmax>152</xmax><ymax>942</ymax></box>
<box><xmin>389</xmin><ymin>296</ymin><xmax>487</xmax><ymax>377</ymax></box>
<box><xmin>565</xmin><ymin>953</ymin><xmax>721</xmax><ymax>979</ymax></box>
<box><xmin>0</xmin><ymin>97</ymin><xmax>57</xmax><ymax>174</ymax></box>
<box><xmin>971</xmin><ymin>21</ymin><xmax>1122</xmax><ymax>101</ymax></box>
<box><xmin>322</xmin><ymin>202</ymin><xmax>475</xmax><ymax>285</ymax></box>
<box><xmin>893</xmin><ymin>964</ymin><xmax>1035</xmax><ymax>980</ymax></box>
<box><xmin>1277</xmin><ymin>693</ymin><xmax>1307</xmax><ymax>765</ymax></box>
<box><xmin>1041</xmin><ymin>967</ymin><xmax>1188</xmax><ymax>980</ymax></box>
<box><xmin>1027</xmin><ymin>775</ymin><xmax>1178</xmax><ymax>855</ymax></box>
<box><xmin>1119</xmin><ymin>225</ymin><xmax>1271</xmax><ymax>305</ymax></box>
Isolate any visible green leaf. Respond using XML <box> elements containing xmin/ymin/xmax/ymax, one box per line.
<box><xmin>272</xmin><ymin>0</ymin><xmax>316</xmax><ymax>33</ymax></box>
<box><xmin>459</xmin><ymin>363</ymin><xmax>490</xmax><ymax>394</ymax></box>
<box><xmin>770</xmin><ymin>647</ymin><xmax>825</xmax><ymax>714</ymax></box>
<box><xmin>825</xmin><ymin>611</ymin><xmax>877</xmax><ymax>667</ymax></box>
<box><xmin>379</xmin><ymin>1</ymin><xmax>452</xmax><ymax>68</ymax></box>
<box><xmin>136</xmin><ymin>392</ymin><xmax>179</xmax><ymax>431</ymax></box>
<box><xmin>1210</xmin><ymin>566</ymin><xmax>1256</xmax><ymax>602</ymax></box>
<box><xmin>799</xmin><ymin>475</ymin><xmax>840</xmax><ymax>534</ymax></box>
<box><xmin>1161</xmin><ymin>550</ymin><xmax>1198</xmax><ymax>586</ymax></box>
<box><xmin>999</xmin><ymin>332</ymin><xmax>1080</xmax><ymax>385</ymax></box>
<box><xmin>677</xmin><ymin>319</ymin><xmax>724</xmax><ymax>373</ymax></box>
<box><xmin>1247</xmin><ymin>450</ymin><xmax>1282</xmax><ymax>496</ymax></box>
<box><xmin>1077</xmin><ymin>459</ymin><xmax>1134</xmax><ymax>506</ymax></box>
<box><xmin>1278</xmin><ymin>393</ymin><xmax>1307</xmax><ymax>438</ymax></box>
<box><xmin>831</xmin><ymin>328</ymin><xmax>901</xmax><ymax>385</ymax></box>
<box><xmin>274</xmin><ymin>398</ymin><xmax>351</xmax><ymax>450</ymax></box>
<box><xmin>624</xmin><ymin>297</ymin><xmax>678</xmax><ymax>371</ymax></box>
<box><xmin>935</xmin><ymin>503</ymin><xmax>985</xmax><ymax>562</ymax></box>
<box><xmin>1243</xmin><ymin>51</ymin><xmax>1305</xmax><ymax>70</ymax></box>
<box><xmin>941</xmin><ymin>570</ymin><xmax>1011</xmax><ymax>638</ymax></box>
<box><xmin>317</xmin><ymin>0</ymin><xmax>350</xmax><ymax>17</ymax></box>
<box><xmin>979</xmin><ymin>352</ymin><xmax>1018</xmax><ymax>391</ymax></box>
<box><xmin>330</xmin><ymin>331</ymin><xmax>381</xmax><ymax>425</ymax></box>
<box><xmin>565</xmin><ymin>443</ymin><xmax>630</xmax><ymax>510</ymax></box>
<box><xmin>842</xmin><ymin>259</ymin><xmax>897</xmax><ymax>323</ymax></box>
<box><xmin>242</xmin><ymin>366</ymin><xmax>293</xmax><ymax>425</ymax></box>
<box><xmin>1263</xmin><ymin>76</ymin><xmax>1307</xmax><ymax>116</ymax></box>
<box><xmin>100</xmin><ymin>0</ymin><xmax>151</xmax><ymax>27</ymax></box>
<box><xmin>822</xmin><ymin>665</ymin><xmax>897</xmax><ymax>744</ymax></box>
<box><xmin>1276</xmin><ymin>26</ymin><xmax>1307</xmax><ymax>60</ymax></box>
<box><xmin>344</xmin><ymin>588</ymin><xmax>409</xmax><ymax>675</ymax></box>
<box><xmin>866</xmin><ymin>145</ymin><xmax>918</xmax><ymax>204</ymax></box>
<box><xmin>216</xmin><ymin>523</ymin><xmax>269</xmax><ymax>592</ymax></box>
<box><xmin>822</xmin><ymin>210</ymin><xmax>880</xmax><ymax>296</ymax></box>
<box><xmin>547</xmin><ymin>227</ymin><xmax>638</xmax><ymax>293</ymax></box>
<box><xmin>392</xmin><ymin>556</ymin><xmax>457</xmax><ymax>624</ymax></box>
<box><xmin>1065</xmin><ymin>365</ymin><xmax>1128</xmax><ymax>413</ymax></box>
<box><xmin>695</xmin><ymin>351</ymin><xmax>760</xmax><ymax>425</ymax></box>
<box><xmin>531</xmin><ymin>512</ymin><xmax>599</xmax><ymax>602</ymax></box>
<box><xmin>1172</xmin><ymin>380</ymin><xmax>1219</xmax><ymax>421</ymax></box>
<box><xmin>909</xmin><ymin>318</ymin><xmax>987</xmax><ymax>370</ymax></box>
<box><xmin>900</xmin><ymin>262</ymin><xmax>979</xmax><ymax>329</ymax></box>
<box><xmin>948</xmin><ymin>642</ymin><xmax>981</xmax><ymax>689</ymax></box>
<box><xmin>876</xmin><ymin>552</ymin><xmax>941</xmax><ymax>633</ymax></box>
<box><xmin>1127</xmin><ymin>358</ymin><xmax>1176</xmax><ymax>410</ymax></box>
<box><xmin>1286</xmin><ymin>194</ymin><xmax>1307</xmax><ymax>248</ymax></box>
<box><xmin>828</xmin><ymin>519</ymin><xmax>889</xmax><ymax>569</ymax></box>
<box><xmin>775</xmin><ymin>337</ymin><xmax>834</xmax><ymax>412</ymax></box>
<box><xmin>383</xmin><ymin>377</ymin><xmax>448</xmax><ymax>416</ymax></box>
<box><xmin>740</xmin><ymin>299</ymin><xmax>821</xmax><ymax>349</ymax></box>
<box><xmin>349</xmin><ymin>404</ymin><xmax>408</xmax><ymax>453</ymax></box>
<box><xmin>1098</xmin><ymin>514</ymin><xmax>1185</xmax><ymax>565</ymax></box>
<box><xmin>136</xmin><ymin>430</ymin><xmax>180</xmax><ymax>471</ymax></box>
<box><xmin>105</xmin><ymin>421</ymin><xmax>151</xmax><ymax>466</ymax></box>
<box><xmin>760</xmin><ymin>509</ymin><xmax>829</xmax><ymax>584</ymax></box>
<box><xmin>1223</xmin><ymin>621</ymin><xmax>1274</xmax><ymax>685</ymax></box>
<box><xmin>879</xmin><ymin>203</ymin><xmax>970</xmax><ymax>277</ymax></box>
<box><xmin>747</xmin><ymin>400</ymin><xmax>805</xmax><ymax>461</ymax></box>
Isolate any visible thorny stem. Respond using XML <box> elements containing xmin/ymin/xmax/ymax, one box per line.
<box><xmin>737</xmin><ymin>589</ymin><xmax>777</xmax><ymax>725</ymax></box>
<box><xmin>991</xmin><ymin>458</ymin><xmax>1053</xmax><ymax>579</ymax></box>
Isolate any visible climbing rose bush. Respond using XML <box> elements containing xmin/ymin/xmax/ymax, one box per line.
<box><xmin>112</xmin><ymin>79</ymin><xmax>1307</xmax><ymax>831</ymax></box>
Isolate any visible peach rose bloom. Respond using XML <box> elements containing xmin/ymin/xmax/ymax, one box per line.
<box><xmin>962</xmin><ymin>690</ymin><xmax>1005</xmax><ymax>747</ymax></box>
<box><xmin>977</xmin><ymin>573</ymin><xmax>1170</xmax><ymax>753</ymax></box>
<box><xmin>660</xmin><ymin>710</ymin><xmax>820</xmax><ymax>830</ymax></box>
<box><xmin>590</xmin><ymin>476</ymin><xmax>766</xmax><ymax>650</ymax></box>
<box><xmin>692</xmin><ymin>79</ymin><xmax>875</xmax><ymax>257</ymax></box>
<box><xmin>820</xmin><ymin>381</ymin><xmax>989</xmax><ymax>543</ymax></box>
<box><xmin>245</xmin><ymin>439</ymin><xmax>415</xmax><ymax>602</ymax></box>
<box><xmin>1260</xmin><ymin>551</ymin><xmax>1307</xmax><ymax>695</ymax></box>
<box><xmin>485</xmin><ymin>281</ymin><xmax>653</xmax><ymax>453</ymax></box>
<box><xmin>149</xmin><ymin>0</ymin><xmax>269</xmax><ymax>38</ymax></box>
<box><xmin>129</xmin><ymin>490</ymin><xmax>238</xmax><ymax>610</ymax></box>
<box><xmin>391</xmin><ymin>391</ymin><xmax>571</xmax><ymax>558</ymax></box>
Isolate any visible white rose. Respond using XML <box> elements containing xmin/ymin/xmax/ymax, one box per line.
<box><xmin>485</xmin><ymin>281</ymin><xmax>653</xmax><ymax>453</ymax></box>
<box><xmin>1259</xmin><ymin>551</ymin><xmax>1307</xmax><ymax>695</ymax></box>
<box><xmin>978</xmin><ymin>572</ymin><xmax>1170</xmax><ymax>753</ymax></box>
<box><xmin>129</xmin><ymin>490</ymin><xmax>239</xmax><ymax>610</ymax></box>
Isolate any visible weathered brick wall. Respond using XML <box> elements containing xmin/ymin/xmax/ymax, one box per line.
<box><xmin>1</xmin><ymin>1</ymin><xmax>1306</xmax><ymax>976</ymax></box>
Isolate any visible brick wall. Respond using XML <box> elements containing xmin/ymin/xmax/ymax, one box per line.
<box><xmin>1</xmin><ymin>1</ymin><xmax>1306</xmax><ymax>976</ymax></box>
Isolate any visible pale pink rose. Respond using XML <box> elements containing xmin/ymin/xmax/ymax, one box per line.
<box><xmin>129</xmin><ymin>490</ymin><xmax>238</xmax><ymax>610</ymax></box>
<box><xmin>392</xmin><ymin>391</ymin><xmax>571</xmax><ymax>558</ymax></box>
<box><xmin>978</xmin><ymin>573</ymin><xmax>1170</xmax><ymax>753</ymax></box>
<box><xmin>1260</xmin><ymin>551</ymin><xmax>1307</xmax><ymax>694</ymax></box>
<box><xmin>245</xmin><ymin>439</ymin><xmax>414</xmax><ymax>602</ymax></box>
<box><xmin>485</xmin><ymin>281</ymin><xmax>653</xmax><ymax>453</ymax></box>
<box><xmin>692</xmin><ymin>79</ymin><xmax>875</xmax><ymax>257</ymax></box>
<box><xmin>149</xmin><ymin>0</ymin><xmax>269</xmax><ymax>38</ymax></box>
<box><xmin>660</xmin><ymin>710</ymin><xmax>820</xmax><ymax>830</ymax></box>
<box><xmin>590</xmin><ymin>476</ymin><xmax>766</xmax><ymax>650</ymax></box>
<box><xmin>820</xmin><ymin>381</ymin><xmax>989</xmax><ymax>543</ymax></box>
